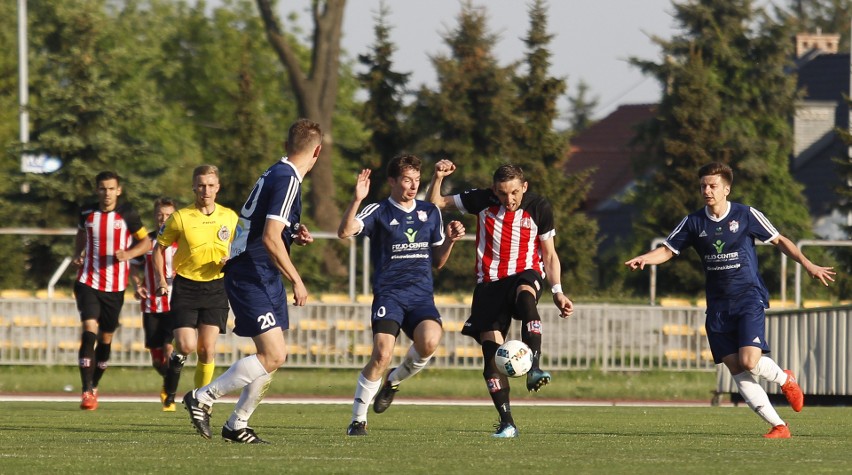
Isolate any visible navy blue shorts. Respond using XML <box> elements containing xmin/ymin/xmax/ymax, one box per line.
<box><xmin>704</xmin><ymin>294</ymin><xmax>770</xmax><ymax>364</ymax></box>
<box><xmin>370</xmin><ymin>293</ymin><xmax>441</xmax><ymax>340</ymax></box>
<box><xmin>225</xmin><ymin>272</ymin><xmax>289</xmax><ymax>338</ymax></box>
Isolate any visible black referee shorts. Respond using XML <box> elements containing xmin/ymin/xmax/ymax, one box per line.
<box><xmin>169</xmin><ymin>275</ymin><xmax>230</xmax><ymax>333</ymax></box>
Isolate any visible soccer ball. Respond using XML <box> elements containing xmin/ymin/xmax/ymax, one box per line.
<box><xmin>495</xmin><ymin>340</ymin><xmax>533</xmax><ymax>377</ymax></box>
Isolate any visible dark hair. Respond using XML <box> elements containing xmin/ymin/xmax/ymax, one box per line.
<box><xmin>153</xmin><ymin>197</ymin><xmax>177</xmax><ymax>210</ymax></box>
<box><xmin>387</xmin><ymin>154</ymin><xmax>421</xmax><ymax>179</ymax></box>
<box><xmin>287</xmin><ymin>119</ymin><xmax>323</xmax><ymax>155</ymax></box>
<box><xmin>698</xmin><ymin>162</ymin><xmax>733</xmax><ymax>186</ymax></box>
<box><xmin>492</xmin><ymin>164</ymin><xmax>525</xmax><ymax>184</ymax></box>
<box><xmin>95</xmin><ymin>170</ymin><xmax>121</xmax><ymax>186</ymax></box>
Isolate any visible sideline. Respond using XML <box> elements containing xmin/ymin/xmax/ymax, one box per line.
<box><xmin>0</xmin><ymin>394</ymin><xmax>728</xmax><ymax>407</ymax></box>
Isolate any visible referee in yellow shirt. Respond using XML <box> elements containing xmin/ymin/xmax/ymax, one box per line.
<box><xmin>154</xmin><ymin>164</ymin><xmax>238</xmax><ymax>410</ymax></box>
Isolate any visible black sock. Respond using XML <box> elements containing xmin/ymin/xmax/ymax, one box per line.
<box><xmin>163</xmin><ymin>352</ymin><xmax>186</xmax><ymax>403</ymax></box>
<box><xmin>78</xmin><ymin>331</ymin><xmax>96</xmax><ymax>392</ymax></box>
<box><xmin>482</xmin><ymin>340</ymin><xmax>514</xmax><ymax>425</ymax></box>
<box><xmin>517</xmin><ymin>291</ymin><xmax>543</xmax><ymax>369</ymax></box>
<box><xmin>92</xmin><ymin>342</ymin><xmax>111</xmax><ymax>388</ymax></box>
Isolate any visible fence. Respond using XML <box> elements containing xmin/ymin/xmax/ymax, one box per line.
<box><xmin>0</xmin><ymin>298</ymin><xmax>716</xmax><ymax>371</ymax></box>
<box><xmin>715</xmin><ymin>305</ymin><xmax>852</xmax><ymax>397</ymax></box>
<box><xmin>6</xmin><ymin>298</ymin><xmax>847</xmax><ymax>398</ymax></box>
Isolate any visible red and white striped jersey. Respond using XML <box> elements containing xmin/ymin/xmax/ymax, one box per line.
<box><xmin>455</xmin><ymin>189</ymin><xmax>556</xmax><ymax>283</ymax></box>
<box><xmin>138</xmin><ymin>233</ymin><xmax>178</xmax><ymax>313</ymax></box>
<box><xmin>76</xmin><ymin>202</ymin><xmax>146</xmax><ymax>292</ymax></box>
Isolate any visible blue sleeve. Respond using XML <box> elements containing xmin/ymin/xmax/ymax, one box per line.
<box><xmin>664</xmin><ymin>216</ymin><xmax>694</xmax><ymax>255</ymax></box>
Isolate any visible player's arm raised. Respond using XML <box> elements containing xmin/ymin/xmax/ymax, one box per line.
<box><xmin>338</xmin><ymin>169</ymin><xmax>371</xmax><ymax>239</ymax></box>
<box><xmin>427</xmin><ymin>159</ymin><xmax>458</xmax><ymax>211</ymax></box>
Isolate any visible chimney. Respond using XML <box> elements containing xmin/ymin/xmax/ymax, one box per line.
<box><xmin>795</xmin><ymin>29</ymin><xmax>841</xmax><ymax>58</ymax></box>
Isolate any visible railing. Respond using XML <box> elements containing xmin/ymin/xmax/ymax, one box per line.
<box><xmin>715</xmin><ymin>304</ymin><xmax>852</xmax><ymax>396</ymax></box>
<box><xmin>0</xmin><ymin>299</ymin><xmax>716</xmax><ymax>371</ymax></box>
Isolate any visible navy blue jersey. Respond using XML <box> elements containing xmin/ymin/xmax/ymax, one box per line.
<box><xmin>227</xmin><ymin>158</ymin><xmax>303</xmax><ymax>279</ymax></box>
<box><xmin>355</xmin><ymin>198</ymin><xmax>446</xmax><ymax>297</ymax></box>
<box><xmin>664</xmin><ymin>202</ymin><xmax>779</xmax><ymax>304</ymax></box>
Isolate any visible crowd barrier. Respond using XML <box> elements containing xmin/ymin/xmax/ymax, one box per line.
<box><xmin>0</xmin><ymin>298</ymin><xmax>717</xmax><ymax>371</ymax></box>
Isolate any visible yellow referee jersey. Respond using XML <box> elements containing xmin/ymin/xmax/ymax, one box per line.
<box><xmin>157</xmin><ymin>203</ymin><xmax>239</xmax><ymax>282</ymax></box>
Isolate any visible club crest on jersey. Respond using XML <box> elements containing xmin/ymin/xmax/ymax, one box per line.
<box><xmin>218</xmin><ymin>225</ymin><xmax>231</xmax><ymax>241</ymax></box>
<box><xmin>417</xmin><ymin>210</ymin><xmax>428</xmax><ymax>222</ymax></box>
<box><xmin>114</xmin><ymin>221</ymin><xmax>123</xmax><ymax>230</ymax></box>
<box><xmin>520</xmin><ymin>217</ymin><xmax>533</xmax><ymax>229</ymax></box>
<box><xmin>728</xmin><ymin>220</ymin><xmax>739</xmax><ymax>233</ymax></box>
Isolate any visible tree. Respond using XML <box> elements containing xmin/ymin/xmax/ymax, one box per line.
<box><xmin>357</xmin><ymin>0</ymin><xmax>411</xmax><ymax>202</ymax></box>
<box><xmin>513</xmin><ymin>0</ymin><xmax>599</xmax><ymax>293</ymax></box>
<box><xmin>567</xmin><ymin>79</ymin><xmax>599</xmax><ymax>135</ymax></box>
<box><xmin>255</xmin><ymin>0</ymin><xmax>344</xmax><ymax>230</ymax></box>
<box><xmin>628</xmin><ymin>0</ymin><xmax>812</xmax><ymax>296</ymax></box>
<box><xmin>410</xmin><ymin>1</ymin><xmax>519</xmax><ymax>187</ymax></box>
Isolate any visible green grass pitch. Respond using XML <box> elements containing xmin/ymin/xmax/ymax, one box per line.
<box><xmin>0</xmin><ymin>402</ymin><xmax>848</xmax><ymax>474</ymax></box>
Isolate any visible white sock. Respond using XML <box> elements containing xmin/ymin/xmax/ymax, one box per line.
<box><xmin>749</xmin><ymin>356</ymin><xmax>788</xmax><ymax>386</ymax></box>
<box><xmin>732</xmin><ymin>371</ymin><xmax>785</xmax><ymax>427</ymax></box>
<box><xmin>388</xmin><ymin>346</ymin><xmax>432</xmax><ymax>386</ymax></box>
<box><xmin>351</xmin><ymin>372</ymin><xmax>382</xmax><ymax>423</ymax></box>
<box><xmin>227</xmin><ymin>370</ymin><xmax>275</xmax><ymax>431</ymax></box>
<box><xmin>196</xmin><ymin>354</ymin><xmax>268</xmax><ymax>406</ymax></box>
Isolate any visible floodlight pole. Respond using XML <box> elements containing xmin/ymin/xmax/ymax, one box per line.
<box><xmin>18</xmin><ymin>0</ymin><xmax>29</xmax><ymax>145</ymax></box>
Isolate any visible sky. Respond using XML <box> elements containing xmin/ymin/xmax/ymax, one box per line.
<box><xmin>326</xmin><ymin>0</ymin><xmax>679</xmax><ymax>120</ymax></box>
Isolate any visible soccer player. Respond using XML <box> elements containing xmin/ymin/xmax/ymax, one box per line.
<box><xmin>182</xmin><ymin>119</ymin><xmax>322</xmax><ymax>444</ymax></box>
<box><xmin>625</xmin><ymin>162</ymin><xmax>835</xmax><ymax>439</ymax></box>
<box><xmin>428</xmin><ymin>160</ymin><xmax>574</xmax><ymax>438</ymax></box>
<box><xmin>154</xmin><ymin>165</ymin><xmax>238</xmax><ymax>410</ymax></box>
<box><xmin>131</xmin><ymin>197</ymin><xmax>179</xmax><ymax>411</ymax></box>
<box><xmin>339</xmin><ymin>155</ymin><xmax>465</xmax><ymax>437</ymax></box>
<box><xmin>73</xmin><ymin>171</ymin><xmax>150</xmax><ymax>410</ymax></box>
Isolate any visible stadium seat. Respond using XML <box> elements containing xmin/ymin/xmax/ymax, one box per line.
<box><xmin>352</xmin><ymin>344</ymin><xmax>373</xmax><ymax>356</ymax></box>
<box><xmin>355</xmin><ymin>294</ymin><xmax>372</xmax><ymax>304</ymax></box>
<box><xmin>454</xmin><ymin>347</ymin><xmax>482</xmax><ymax>358</ymax></box>
<box><xmin>433</xmin><ymin>294</ymin><xmax>459</xmax><ymax>305</ymax></box>
<box><xmin>57</xmin><ymin>340</ymin><xmax>79</xmax><ymax>351</ymax></box>
<box><xmin>803</xmin><ymin>300</ymin><xmax>833</xmax><ymax>309</ymax></box>
<box><xmin>662</xmin><ymin>324</ymin><xmax>693</xmax><ymax>336</ymax></box>
<box><xmin>298</xmin><ymin>320</ymin><xmax>330</xmax><ymax>331</ymax></box>
<box><xmin>0</xmin><ymin>289</ymin><xmax>33</xmax><ymax>299</ymax></box>
<box><xmin>769</xmin><ymin>299</ymin><xmax>797</xmax><ymax>309</ymax></box>
<box><xmin>288</xmin><ymin>344</ymin><xmax>308</xmax><ymax>356</ymax></box>
<box><xmin>13</xmin><ymin>316</ymin><xmax>44</xmax><ymax>327</ymax></box>
<box><xmin>309</xmin><ymin>344</ymin><xmax>340</xmax><ymax>356</ymax></box>
<box><xmin>700</xmin><ymin>349</ymin><xmax>714</xmax><ymax>362</ymax></box>
<box><xmin>122</xmin><ymin>317</ymin><xmax>143</xmax><ymax>329</ymax></box>
<box><xmin>664</xmin><ymin>349</ymin><xmax>696</xmax><ymax>361</ymax></box>
<box><xmin>659</xmin><ymin>298</ymin><xmax>693</xmax><ymax>307</ymax></box>
<box><xmin>335</xmin><ymin>319</ymin><xmax>366</xmax><ymax>331</ymax></box>
<box><xmin>319</xmin><ymin>293</ymin><xmax>352</xmax><ymax>304</ymax></box>
<box><xmin>442</xmin><ymin>320</ymin><xmax>466</xmax><ymax>332</ymax></box>
<box><xmin>50</xmin><ymin>316</ymin><xmax>79</xmax><ymax>328</ymax></box>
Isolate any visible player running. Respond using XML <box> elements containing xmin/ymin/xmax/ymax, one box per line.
<box><xmin>131</xmin><ymin>197</ymin><xmax>179</xmax><ymax>411</ymax></box>
<box><xmin>182</xmin><ymin>119</ymin><xmax>322</xmax><ymax>443</ymax></box>
<box><xmin>625</xmin><ymin>162</ymin><xmax>835</xmax><ymax>438</ymax></box>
